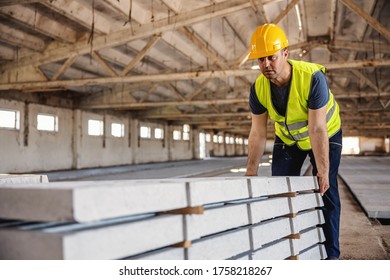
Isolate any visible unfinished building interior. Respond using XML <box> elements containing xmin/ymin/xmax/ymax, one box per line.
<box><xmin>0</xmin><ymin>0</ymin><xmax>389</xmax><ymax>261</ymax></box>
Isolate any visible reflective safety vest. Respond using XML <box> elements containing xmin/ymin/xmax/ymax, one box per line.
<box><xmin>254</xmin><ymin>59</ymin><xmax>341</xmax><ymax>150</ymax></box>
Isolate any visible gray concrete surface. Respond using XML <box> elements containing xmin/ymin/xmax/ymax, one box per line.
<box><xmin>41</xmin><ymin>155</ymin><xmax>389</xmax><ymax>260</ymax></box>
<box><xmin>339</xmin><ymin>156</ymin><xmax>390</xmax><ymax>219</ymax></box>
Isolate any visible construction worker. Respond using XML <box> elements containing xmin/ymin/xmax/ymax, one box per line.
<box><xmin>245</xmin><ymin>23</ymin><xmax>342</xmax><ymax>260</ymax></box>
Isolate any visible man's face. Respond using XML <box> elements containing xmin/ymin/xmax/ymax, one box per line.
<box><xmin>257</xmin><ymin>49</ymin><xmax>288</xmax><ymax>80</ymax></box>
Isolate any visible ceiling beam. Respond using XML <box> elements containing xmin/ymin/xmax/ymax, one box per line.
<box><xmin>0</xmin><ymin>22</ymin><xmax>46</xmax><ymax>52</ymax></box>
<box><xmin>0</xmin><ymin>0</ymin><xmax>255</xmax><ymax>71</ymax></box>
<box><xmin>249</xmin><ymin>0</ymin><xmax>270</xmax><ymax>23</ymax></box>
<box><xmin>80</xmin><ymin>98</ymin><xmax>248</xmax><ymax>110</ymax></box>
<box><xmin>51</xmin><ymin>54</ymin><xmax>77</xmax><ymax>81</ymax></box>
<box><xmin>272</xmin><ymin>0</ymin><xmax>300</xmax><ymax>24</ymax></box>
<box><xmin>138</xmin><ymin>112</ymin><xmax>250</xmax><ymax>119</ymax></box>
<box><xmin>0</xmin><ymin>0</ymin><xmax>46</xmax><ymax>6</ymax></box>
<box><xmin>330</xmin><ymin>50</ymin><xmax>379</xmax><ymax>92</ymax></box>
<box><xmin>0</xmin><ymin>5</ymin><xmax>79</xmax><ymax>43</ymax></box>
<box><xmin>289</xmin><ymin>40</ymin><xmax>390</xmax><ymax>53</ymax></box>
<box><xmin>167</xmin><ymin>84</ymin><xmax>186</xmax><ymax>101</ymax></box>
<box><xmin>91</xmin><ymin>51</ymin><xmax>119</xmax><ymax>77</ymax></box>
<box><xmin>1</xmin><ymin>58</ymin><xmax>389</xmax><ymax>91</ymax></box>
<box><xmin>41</xmin><ymin>0</ymin><xmax>110</xmax><ymax>35</ymax></box>
<box><xmin>121</xmin><ymin>34</ymin><xmax>161</xmax><ymax>76</ymax></box>
<box><xmin>179</xmin><ymin>26</ymin><xmax>230</xmax><ymax>70</ymax></box>
<box><xmin>339</xmin><ymin>0</ymin><xmax>390</xmax><ymax>41</ymax></box>
<box><xmin>0</xmin><ymin>45</ymin><xmax>15</xmax><ymax>61</ymax></box>
<box><xmin>335</xmin><ymin>91</ymin><xmax>390</xmax><ymax>99</ymax></box>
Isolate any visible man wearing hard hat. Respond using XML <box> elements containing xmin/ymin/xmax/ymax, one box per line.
<box><xmin>245</xmin><ymin>24</ymin><xmax>342</xmax><ymax>260</ymax></box>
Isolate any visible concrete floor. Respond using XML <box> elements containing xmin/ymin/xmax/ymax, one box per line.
<box><xmin>45</xmin><ymin>155</ymin><xmax>390</xmax><ymax>260</ymax></box>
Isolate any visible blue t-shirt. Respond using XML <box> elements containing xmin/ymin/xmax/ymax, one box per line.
<box><xmin>249</xmin><ymin>69</ymin><xmax>330</xmax><ymax>116</ymax></box>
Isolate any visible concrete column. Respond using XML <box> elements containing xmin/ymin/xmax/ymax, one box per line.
<box><xmin>167</xmin><ymin>124</ymin><xmax>172</xmax><ymax>161</ymax></box>
<box><xmin>131</xmin><ymin>118</ymin><xmax>139</xmax><ymax>164</ymax></box>
<box><xmin>71</xmin><ymin>109</ymin><xmax>81</xmax><ymax>169</ymax></box>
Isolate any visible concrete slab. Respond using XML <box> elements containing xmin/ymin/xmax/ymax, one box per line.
<box><xmin>188</xmin><ymin>229</ymin><xmax>251</xmax><ymax>260</ymax></box>
<box><xmin>339</xmin><ymin>156</ymin><xmax>390</xmax><ymax>219</ymax></box>
<box><xmin>250</xmin><ymin>197</ymin><xmax>291</xmax><ymax>223</ymax></box>
<box><xmin>250</xmin><ymin>177</ymin><xmax>289</xmax><ymax>197</ymax></box>
<box><xmin>298</xmin><ymin>244</ymin><xmax>327</xmax><ymax>260</ymax></box>
<box><xmin>293</xmin><ymin>209</ymin><xmax>325</xmax><ymax>233</ymax></box>
<box><xmin>252</xmin><ymin>238</ymin><xmax>293</xmax><ymax>260</ymax></box>
<box><xmin>0</xmin><ymin>180</ymin><xmax>188</xmax><ymax>222</ymax></box>
<box><xmin>291</xmin><ymin>193</ymin><xmax>323</xmax><ymax>213</ymax></box>
<box><xmin>251</xmin><ymin>217</ymin><xmax>292</xmax><ymax>250</ymax></box>
<box><xmin>187</xmin><ymin>204</ymin><xmax>249</xmax><ymax>239</ymax></box>
<box><xmin>291</xmin><ymin>227</ymin><xmax>325</xmax><ymax>256</ymax></box>
<box><xmin>188</xmin><ymin>178</ymin><xmax>249</xmax><ymax>206</ymax></box>
<box><xmin>128</xmin><ymin>247</ymin><xmax>185</xmax><ymax>260</ymax></box>
<box><xmin>0</xmin><ymin>174</ymin><xmax>48</xmax><ymax>184</ymax></box>
<box><xmin>288</xmin><ymin>176</ymin><xmax>319</xmax><ymax>192</ymax></box>
<box><xmin>0</xmin><ymin>215</ymin><xmax>185</xmax><ymax>260</ymax></box>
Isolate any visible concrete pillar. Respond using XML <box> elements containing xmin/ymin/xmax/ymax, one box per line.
<box><xmin>166</xmin><ymin>123</ymin><xmax>172</xmax><ymax>161</ymax></box>
<box><xmin>71</xmin><ymin>109</ymin><xmax>81</xmax><ymax>169</ymax></box>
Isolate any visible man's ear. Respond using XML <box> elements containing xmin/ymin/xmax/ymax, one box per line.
<box><xmin>284</xmin><ymin>49</ymin><xmax>289</xmax><ymax>59</ymax></box>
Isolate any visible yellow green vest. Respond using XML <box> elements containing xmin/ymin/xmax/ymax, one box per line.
<box><xmin>254</xmin><ymin>59</ymin><xmax>341</xmax><ymax>150</ymax></box>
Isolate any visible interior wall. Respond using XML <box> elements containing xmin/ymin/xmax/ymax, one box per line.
<box><xmin>359</xmin><ymin>137</ymin><xmax>387</xmax><ymax>154</ymax></box>
<box><xmin>0</xmin><ymin>99</ymin><xmax>73</xmax><ymax>173</ymax></box>
<box><xmin>0</xmin><ymin>99</ymin><xmax>248</xmax><ymax>173</ymax></box>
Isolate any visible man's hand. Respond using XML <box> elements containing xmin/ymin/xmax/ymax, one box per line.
<box><xmin>245</xmin><ymin>169</ymin><xmax>258</xmax><ymax>176</ymax></box>
<box><xmin>317</xmin><ymin>173</ymin><xmax>329</xmax><ymax>196</ymax></box>
<box><xmin>245</xmin><ymin>112</ymin><xmax>268</xmax><ymax>178</ymax></box>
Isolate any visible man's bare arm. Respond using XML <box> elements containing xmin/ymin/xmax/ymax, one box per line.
<box><xmin>308</xmin><ymin>105</ymin><xmax>329</xmax><ymax>195</ymax></box>
<box><xmin>245</xmin><ymin>112</ymin><xmax>268</xmax><ymax>176</ymax></box>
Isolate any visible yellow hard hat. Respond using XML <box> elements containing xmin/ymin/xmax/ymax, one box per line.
<box><xmin>248</xmin><ymin>24</ymin><xmax>289</xmax><ymax>59</ymax></box>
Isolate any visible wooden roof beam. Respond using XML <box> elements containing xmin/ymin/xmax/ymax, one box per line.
<box><xmin>0</xmin><ymin>1</ymin><xmax>46</xmax><ymax>7</ymax></box>
<box><xmin>80</xmin><ymin>98</ymin><xmax>248</xmax><ymax>110</ymax></box>
<box><xmin>0</xmin><ymin>22</ymin><xmax>46</xmax><ymax>52</ymax></box>
<box><xmin>330</xmin><ymin>50</ymin><xmax>379</xmax><ymax>92</ymax></box>
<box><xmin>271</xmin><ymin>0</ymin><xmax>300</xmax><ymax>24</ymax></box>
<box><xmin>41</xmin><ymin>0</ymin><xmax>111</xmax><ymax>35</ymax></box>
<box><xmin>121</xmin><ymin>35</ymin><xmax>161</xmax><ymax>76</ymax></box>
<box><xmin>340</xmin><ymin>0</ymin><xmax>390</xmax><ymax>41</ymax></box>
<box><xmin>0</xmin><ymin>5</ymin><xmax>79</xmax><ymax>43</ymax></box>
<box><xmin>1</xmin><ymin>59</ymin><xmax>389</xmax><ymax>91</ymax></box>
<box><xmin>0</xmin><ymin>0</ymin><xmax>255</xmax><ymax>71</ymax></box>
<box><xmin>51</xmin><ymin>55</ymin><xmax>77</xmax><ymax>81</ymax></box>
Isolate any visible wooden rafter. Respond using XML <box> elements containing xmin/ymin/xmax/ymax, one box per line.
<box><xmin>51</xmin><ymin>55</ymin><xmax>77</xmax><ymax>81</ymax></box>
<box><xmin>340</xmin><ymin>0</ymin><xmax>390</xmax><ymax>41</ymax></box>
<box><xmin>42</xmin><ymin>0</ymin><xmax>110</xmax><ymax>35</ymax></box>
<box><xmin>167</xmin><ymin>84</ymin><xmax>186</xmax><ymax>101</ymax></box>
<box><xmin>0</xmin><ymin>0</ymin><xmax>256</xmax><ymax>71</ymax></box>
<box><xmin>0</xmin><ymin>22</ymin><xmax>46</xmax><ymax>52</ymax></box>
<box><xmin>121</xmin><ymin>35</ymin><xmax>161</xmax><ymax>76</ymax></box>
<box><xmin>272</xmin><ymin>0</ymin><xmax>300</xmax><ymax>24</ymax></box>
<box><xmin>0</xmin><ymin>5</ymin><xmax>79</xmax><ymax>43</ymax></box>
<box><xmin>0</xmin><ymin>59</ymin><xmax>389</xmax><ymax>91</ymax></box>
<box><xmin>329</xmin><ymin>50</ymin><xmax>379</xmax><ymax>92</ymax></box>
<box><xmin>91</xmin><ymin>52</ymin><xmax>119</xmax><ymax>77</ymax></box>
<box><xmin>0</xmin><ymin>0</ymin><xmax>46</xmax><ymax>6</ymax></box>
<box><xmin>81</xmin><ymin>98</ymin><xmax>248</xmax><ymax>110</ymax></box>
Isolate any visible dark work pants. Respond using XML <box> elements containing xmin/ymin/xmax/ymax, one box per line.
<box><xmin>271</xmin><ymin>130</ymin><xmax>342</xmax><ymax>259</ymax></box>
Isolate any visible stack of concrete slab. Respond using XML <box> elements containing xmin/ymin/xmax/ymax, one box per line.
<box><xmin>0</xmin><ymin>176</ymin><xmax>326</xmax><ymax>260</ymax></box>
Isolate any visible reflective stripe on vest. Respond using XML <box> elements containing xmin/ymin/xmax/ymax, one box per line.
<box><xmin>276</xmin><ymin>102</ymin><xmax>337</xmax><ymax>140</ymax></box>
<box><xmin>254</xmin><ymin>59</ymin><xmax>341</xmax><ymax>150</ymax></box>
